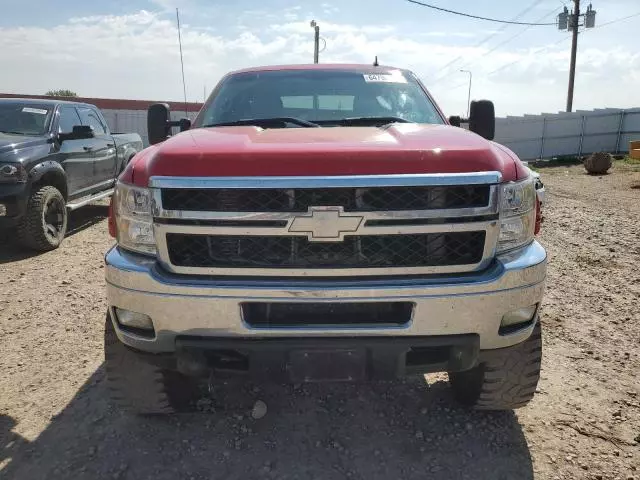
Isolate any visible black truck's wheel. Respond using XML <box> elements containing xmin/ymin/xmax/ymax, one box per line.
<box><xmin>104</xmin><ymin>313</ymin><xmax>196</xmax><ymax>414</ymax></box>
<box><xmin>17</xmin><ymin>186</ymin><xmax>68</xmax><ymax>251</ymax></box>
<box><xmin>449</xmin><ymin>321</ymin><xmax>542</xmax><ymax>410</ymax></box>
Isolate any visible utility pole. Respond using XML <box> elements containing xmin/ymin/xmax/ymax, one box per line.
<box><xmin>310</xmin><ymin>20</ymin><xmax>320</xmax><ymax>63</ymax></box>
<box><xmin>460</xmin><ymin>69</ymin><xmax>472</xmax><ymax>118</ymax></box>
<box><xmin>566</xmin><ymin>0</ymin><xmax>580</xmax><ymax>112</ymax></box>
<box><xmin>558</xmin><ymin>2</ymin><xmax>596</xmax><ymax>112</ymax></box>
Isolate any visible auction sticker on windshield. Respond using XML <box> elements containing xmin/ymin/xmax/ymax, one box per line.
<box><xmin>363</xmin><ymin>73</ymin><xmax>407</xmax><ymax>83</ymax></box>
<box><xmin>22</xmin><ymin>107</ymin><xmax>48</xmax><ymax>115</ymax></box>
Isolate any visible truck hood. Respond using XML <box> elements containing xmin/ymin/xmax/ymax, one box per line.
<box><xmin>129</xmin><ymin>124</ymin><xmax>526</xmax><ymax>185</ymax></box>
<box><xmin>0</xmin><ymin>134</ymin><xmax>49</xmax><ymax>160</ymax></box>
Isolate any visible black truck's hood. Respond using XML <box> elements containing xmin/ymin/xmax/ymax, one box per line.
<box><xmin>0</xmin><ymin>134</ymin><xmax>50</xmax><ymax>161</ymax></box>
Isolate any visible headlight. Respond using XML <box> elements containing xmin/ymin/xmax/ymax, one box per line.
<box><xmin>113</xmin><ymin>181</ymin><xmax>156</xmax><ymax>255</ymax></box>
<box><xmin>0</xmin><ymin>163</ymin><xmax>27</xmax><ymax>183</ymax></box>
<box><xmin>497</xmin><ymin>176</ymin><xmax>536</xmax><ymax>253</ymax></box>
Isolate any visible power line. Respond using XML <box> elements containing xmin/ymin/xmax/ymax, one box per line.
<box><xmin>486</xmin><ymin>36</ymin><xmax>571</xmax><ymax>77</ymax></box>
<box><xmin>425</xmin><ymin>0</ymin><xmax>546</xmax><ymax>81</ymax></box>
<box><xmin>485</xmin><ymin>10</ymin><xmax>640</xmax><ymax>78</ymax></box>
<box><xmin>479</xmin><ymin>6</ymin><xmax>562</xmax><ymax>59</ymax></box>
<box><xmin>591</xmin><ymin>11</ymin><xmax>640</xmax><ymax>29</ymax></box>
<box><xmin>176</xmin><ymin>8</ymin><xmax>188</xmax><ymax>116</ymax></box>
<box><xmin>429</xmin><ymin>3</ymin><xmax>561</xmax><ymax>86</ymax></box>
<box><xmin>405</xmin><ymin>0</ymin><xmax>557</xmax><ymax>26</ymax></box>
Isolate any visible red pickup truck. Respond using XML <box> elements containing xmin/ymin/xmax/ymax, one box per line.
<box><xmin>104</xmin><ymin>64</ymin><xmax>546</xmax><ymax>414</ymax></box>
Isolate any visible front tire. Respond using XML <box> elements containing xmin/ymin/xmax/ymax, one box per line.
<box><xmin>17</xmin><ymin>186</ymin><xmax>68</xmax><ymax>251</ymax></box>
<box><xmin>449</xmin><ymin>321</ymin><xmax>542</xmax><ymax>410</ymax></box>
<box><xmin>104</xmin><ymin>313</ymin><xmax>197</xmax><ymax>414</ymax></box>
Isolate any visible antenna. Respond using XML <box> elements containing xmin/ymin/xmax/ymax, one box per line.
<box><xmin>176</xmin><ymin>8</ymin><xmax>188</xmax><ymax>116</ymax></box>
<box><xmin>373</xmin><ymin>56</ymin><xmax>379</xmax><ymax>67</ymax></box>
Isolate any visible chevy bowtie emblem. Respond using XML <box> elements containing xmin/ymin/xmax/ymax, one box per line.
<box><xmin>289</xmin><ymin>206</ymin><xmax>364</xmax><ymax>242</ymax></box>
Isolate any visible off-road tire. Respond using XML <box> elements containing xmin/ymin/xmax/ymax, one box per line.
<box><xmin>449</xmin><ymin>321</ymin><xmax>542</xmax><ymax>410</ymax></box>
<box><xmin>17</xmin><ymin>186</ymin><xmax>68</xmax><ymax>251</ymax></box>
<box><xmin>104</xmin><ymin>313</ymin><xmax>197</xmax><ymax>414</ymax></box>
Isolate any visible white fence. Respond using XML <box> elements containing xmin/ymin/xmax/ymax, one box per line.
<box><xmin>494</xmin><ymin>108</ymin><xmax>640</xmax><ymax>161</ymax></box>
<box><xmin>100</xmin><ymin>106</ymin><xmax>640</xmax><ymax>157</ymax></box>
<box><xmin>101</xmin><ymin>109</ymin><xmax>198</xmax><ymax>146</ymax></box>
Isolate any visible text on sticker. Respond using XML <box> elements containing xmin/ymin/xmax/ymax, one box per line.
<box><xmin>363</xmin><ymin>73</ymin><xmax>407</xmax><ymax>83</ymax></box>
<box><xmin>22</xmin><ymin>107</ymin><xmax>48</xmax><ymax>115</ymax></box>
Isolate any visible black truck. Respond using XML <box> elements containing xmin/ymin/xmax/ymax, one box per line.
<box><xmin>0</xmin><ymin>98</ymin><xmax>142</xmax><ymax>251</ymax></box>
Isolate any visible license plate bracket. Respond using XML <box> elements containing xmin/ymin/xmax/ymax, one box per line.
<box><xmin>288</xmin><ymin>349</ymin><xmax>366</xmax><ymax>382</ymax></box>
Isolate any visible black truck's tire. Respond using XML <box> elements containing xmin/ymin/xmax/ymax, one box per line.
<box><xmin>17</xmin><ymin>186</ymin><xmax>68</xmax><ymax>251</ymax></box>
<box><xmin>449</xmin><ymin>321</ymin><xmax>542</xmax><ymax>410</ymax></box>
<box><xmin>104</xmin><ymin>313</ymin><xmax>196</xmax><ymax>415</ymax></box>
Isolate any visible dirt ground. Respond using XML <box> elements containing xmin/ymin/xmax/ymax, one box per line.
<box><xmin>1</xmin><ymin>163</ymin><xmax>639</xmax><ymax>480</ymax></box>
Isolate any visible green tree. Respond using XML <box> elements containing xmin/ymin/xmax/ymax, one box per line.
<box><xmin>45</xmin><ymin>89</ymin><xmax>78</xmax><ymax>97</ymax></box>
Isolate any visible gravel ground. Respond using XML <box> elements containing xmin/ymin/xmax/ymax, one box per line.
<box><xmin>1</xmin><ymin>163</ymin><xmax>639</xmax><ymax>480</ymax></box>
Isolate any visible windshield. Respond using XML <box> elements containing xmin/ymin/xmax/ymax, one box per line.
<box><xmin>194</xmin><ymin>69</ymin><xmax>444</xmax><ymax>127</ymax></box>
<box><xmin>0</xmin><ymin>102</ymin><xmax>53</xmax><ymax>135</ymax></box>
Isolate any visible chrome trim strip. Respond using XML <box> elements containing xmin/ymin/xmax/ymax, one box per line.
<box><xmin>149</xmin><ymin>171</ymin><xmax>503</xmax><ymax>189</ymax></box>
<box><xmin>154</xmin><ymin>205</ymin><xmax>498</xmax><ymax>221</ymax></box>
<box><xmin>155</xmin><ymin>258</ymin><xmax>490</xmax><ymax>278</ymax></box>
<box><xmin>154</xmin><ymin>219</ymin><xmax>494</xmax><ymax>238</ymax></box>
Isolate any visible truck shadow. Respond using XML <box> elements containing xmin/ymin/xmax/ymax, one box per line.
<box><xmin>2</xmin><ymin>365</ymin><xmax>533</xmax><ymax>480</ymax></box>
<box><xmin>65</xmin><ymin>204</ymin><xmax>109</xmax><ymax>237</ymax></box>
<box><xmin>0</xmin><ymin>414</ymin><xmax>30</xmax><ymax>473</ymax></box>
<box><xmin>0</xmin><ymin>204</ymin><xmax>108</xmax><ymax>264</ymax></box>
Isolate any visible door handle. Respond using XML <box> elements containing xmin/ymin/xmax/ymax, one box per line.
<box><xmin>106</xmin><ymin>143</ymin><xmax>115</xmax><ymax>147</ymax></box>
<box><xmin>83</xmin><ymin>146</ymin><xmax>93</xmax><ymax>152</ymax></box>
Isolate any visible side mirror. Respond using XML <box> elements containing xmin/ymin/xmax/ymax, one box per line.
<box><xmin>448</xmin><ymin>115</ymin><xmax>462</xmax><ymax>128</ymax></box>
<box><xmin>148</xmin><ymin>103</ymin><xmax>172</xmax><ymax>145</ymax></box>
<box><xmin>59</xmin><ymin>125</ymin><xmax>95</xmax><ymax>142</ymax></box>
<box><xmin>468</xmin><ymin>100</ymin><xmax>495</xmax><ymax>140</ymax></box>
<box><xmin>147</xmin><ymin>104</ymin><xmax>192</xmax><ymax>145</ymax></box>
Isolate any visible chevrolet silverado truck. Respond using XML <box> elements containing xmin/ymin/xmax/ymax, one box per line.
<box><xmin>104</xmin><ymin>64</ymin><xmax>546</xmax><ymax>414</ymax></box>
<box><xmin>0</xmin><ymin>98</ymin><xmax>142</xmax><ymax>251</ymax></box>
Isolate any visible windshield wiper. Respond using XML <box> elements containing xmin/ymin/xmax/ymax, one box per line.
<box><xmin>0</xmin><ymin>130</ymin><xmax>31</xmax><ymax>135</ymax></box>
<box><xmin>203</xmin><ymin>117</ymin><xmax>320</xmax><ymax>128</ymax></box>
<box><xmin>315</xmin><ymin>116</ymin><xmax>413</xmax><ymax>127</ymax></box>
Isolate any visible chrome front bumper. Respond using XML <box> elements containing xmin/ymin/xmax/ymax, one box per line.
<box><xmin>105</xmin><ymin>241</ymin><xmax>546</xmax><ymax>353</ymax></box>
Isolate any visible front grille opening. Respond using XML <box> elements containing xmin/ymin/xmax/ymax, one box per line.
<box><xmin>203</xmin><ymin>349</ymin><xmax>249</xmax><ymax>372</ymax></box>
<box><xmin>166</xmin><ymin>231</ymin><xmax>486</xmax><ymax>269</ymax></box>
<box><xmin>161</xmin><ymin>185</ymin><xmax>491</xmax><ymax>212</ymax></box>
<box><xmin>242</xmin><ymin>302</ymin><xmax>414</xmax><ymax>327</ymax></box>
<box><xmin>405</xmin><ymin>346</ymin><xmax>450</xmax><ymax>367</ymax></box>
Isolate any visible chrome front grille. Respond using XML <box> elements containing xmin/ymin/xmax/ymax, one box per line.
<box><xmin>151</xmin><ymin>173</ymin><xmax>501</xmax><ymax>277</ymax></box>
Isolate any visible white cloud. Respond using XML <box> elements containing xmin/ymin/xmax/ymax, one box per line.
<box><xmin>0</xmin><ymin>10</ymin><xmax>638</xmax><ymax>116</ymax></box>
<box><xmin>273</xmin><ymin>21</ymin><xmax>396</xmax><ymax>35</ymax></box>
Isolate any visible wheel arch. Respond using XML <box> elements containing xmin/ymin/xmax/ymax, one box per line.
<box><xmin>29</xmin><ymin>161</ymin><xmax>68</xmax><ymax>200</ymax></box>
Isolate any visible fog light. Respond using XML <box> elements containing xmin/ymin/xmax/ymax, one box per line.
<box><xmin>115</xmin><ymin>307</ymin><xmax>154</xmax><ymax>330</ymax></box>
<box><xmin>0</xmin><ymin>204</ymin><xmax>6</xmax><ymax>216</ymax></box>
<box><xmin>501</xmin><ymin>304</ymin><xmax>538</xmax><ymax>327</ymax></box>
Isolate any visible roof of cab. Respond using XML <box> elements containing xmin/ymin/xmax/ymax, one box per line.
<box><xmin>228</xmin><ymin>63</ymin><xmax>409</xmax><ymax>75</ymax></box>
<box><xmin>0</xmin><ymin>97</ymin><xmax>93</xmax><ymax>108</ymax></box>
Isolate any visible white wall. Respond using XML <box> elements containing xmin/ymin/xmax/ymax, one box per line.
<box><xmin>494</xmin><ymin>108</ymin><xmax>640</xmax><ymax>160</ymax></box>
<box><xmin>101</xmin><ymin>109</ymin><xmax>198</xmax><ymax>146</ymax></box>
<box><xmin>100</xmin><ymin>106</ymin><xmax>640</xmax><ymax>158</ymax></box>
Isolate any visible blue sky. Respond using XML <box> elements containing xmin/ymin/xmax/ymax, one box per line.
<box><xmin>1</xmin><ymin>0</ymin><xmax>638</xmax><ymax>116</ymax></box>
